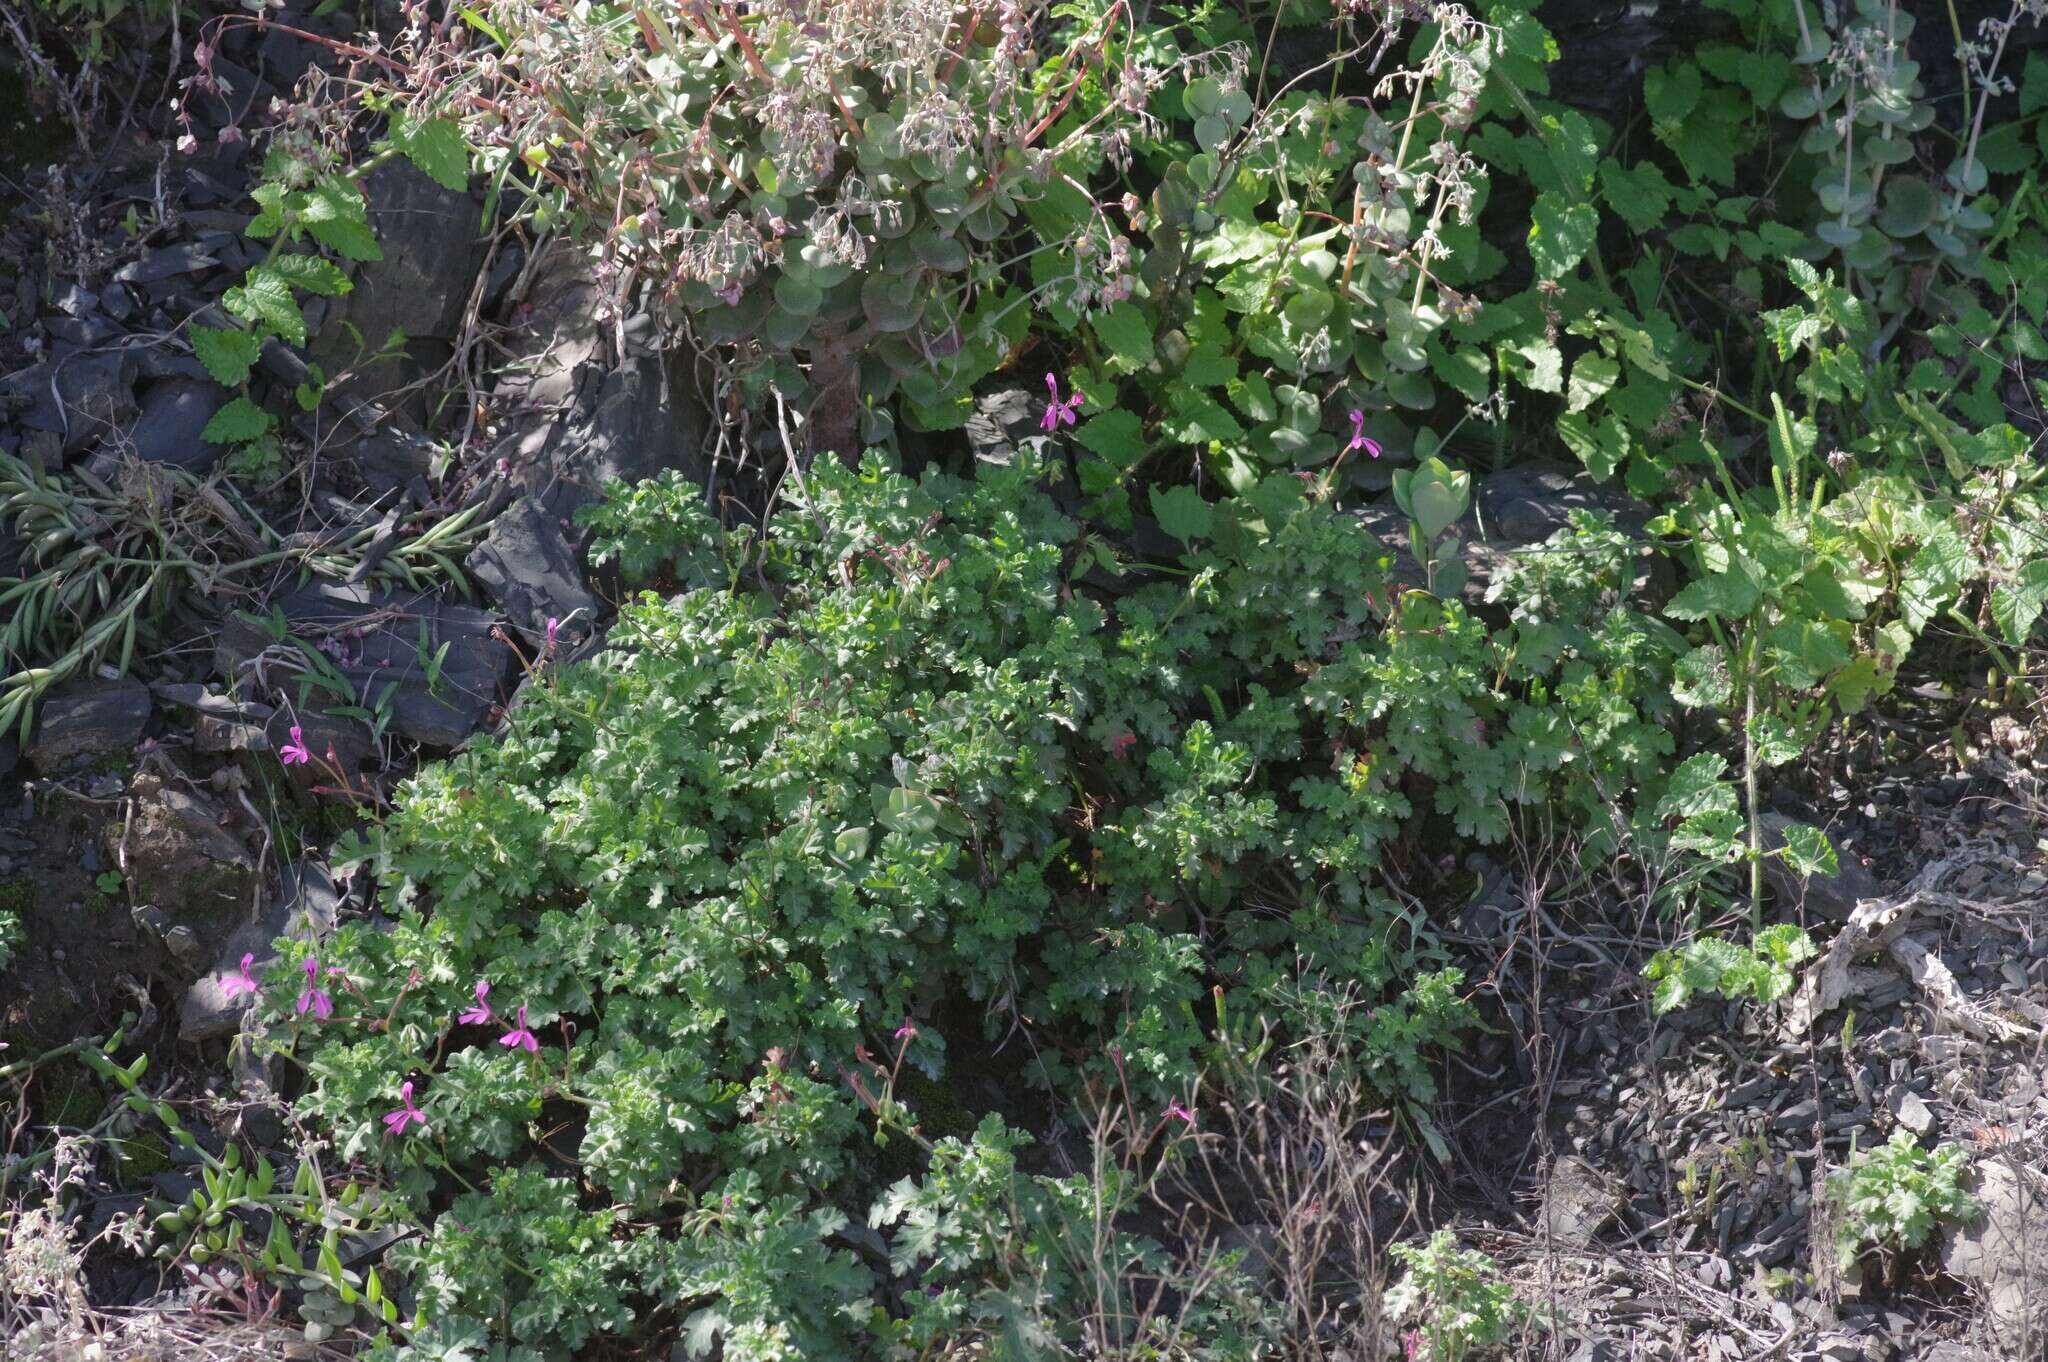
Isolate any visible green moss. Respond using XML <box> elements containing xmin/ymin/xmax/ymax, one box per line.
<box><xmin>108</xmin><ymin>1132</ymin><xmax>173</xmax><ymax>1184</ymax></box>
<box><xmin>36</xmin><ymin>1060</ymin><xmax>104</xmax><ymax>1130</ymax></box>
<box><xmin>0</xmin><ymin>875</ymin><xmax>31</xmax><ymax>917</ymax></box>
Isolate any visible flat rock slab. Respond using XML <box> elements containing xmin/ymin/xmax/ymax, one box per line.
<box><xmin>467</xmin><ymin>496</ymin><xmax>599</xmax><ymax>647</ymax></box>
<box><xmin>215</xmin><ymin>583</ymin><xmax>512</xmax><ymax>749</ymax></box>
<box><xmin>26</xmin><ymin>680</ymin><xmax>152</xmax><ymax>773</ymax></box>
<box><xmin>1944</xmin><ymin>1162</ymin><xmax>2048</xmax><ymax>1353</ymax></box>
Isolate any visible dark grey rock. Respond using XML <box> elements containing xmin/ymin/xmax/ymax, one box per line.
<box><xmin>1761</xmin><ymin>813</ymin><xmax>1879</xmax><ymax>921</ymax></box>
<box><xmin>116</xmin><ymin>378</ymin><xmax>231</xmax><ymax>472</ymax></box>
<box><xmin>0</xmin><ymin>352</ymin><xmax>140</xmax><ymax>455</ymax></box>
<box><xmin>343</xmin><ymin>425</ymin><xmax>442</xmax><ymax>499</ymax></box>
<box><xmin>25</xmin><ymin>680</ymin><xmax>152</xmax><ymax>772</ymax></box>
<box><xmin>467</xmin><ymin>497</ymin><xmax>599</xmax><ymax>647</ymax></box>
<box><xmin>113</xmin><ymin>242</ymin><xmax>220</xmax><ymax>285</ymax></box>
<box><xmin>181</xmin><ymin>861</ymin><xmax>341</xmax><ymax>1043</ymax></box>
<box><xmin>525</xmin><ymin>351</ymin><xmax>711</xmax><ymax>523</ymax></box>
<box><xmin>964</xmin><ymin>387</ymin><xmax>1051</xmax><ymax>467</ymax></box>
<box><xmin>307</xmin><ymin>160</ymin><xmax>484</xmax><ymax>416</ymax></box>
<box><xmin>215</xmin><ymin>582</ymin><xmax>513</xmax><ymax>749</ymax></box>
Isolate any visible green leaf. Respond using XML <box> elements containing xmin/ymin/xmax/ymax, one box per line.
<box><xmin>266</xmin><ymin>252</ymin><xmax>353</xmax><ymax>297</ymax></box>
<box><xmin>1162</xmin><ymin>389</ymin><xmax>1244</xmax><ymax>445</ymax></box>
<box><xmin>1566</xmin><ymin>353</ymin><xmax>1619</xmax><ymax>413</ymax></box>
<box><xmin>1656</xmin><ymin>753</ymin><xmax>1732</xmax><ymax>821</ymax></box>
<box><xmin>1777</xmin><ymin>822</ymin><xmax>1839</xmax><ymax>878</ymax></box>
<box><xmin>1672</xmin><ymin>644</ymin><xmax>1731</xmax><ymax>708</ymax></box>
<box><xmin>1075</xmin><ymin>409</ymin><xmax>1146</xmax><ymax>465</ymax></box>
<box><xmin>1665</xmin><ymin>568</ymin><xmax>1760</xmax><ymax>622</ymax></box>
<box><xmin>1150</xmin><ymin>485</ymin><xmax>1213</xmax><ymax>545</ymax></box>
<box><xmin>223</xmin><ymin>268</ymin><xmax>307</xmax><ymax>347</ymax></box>
<box><xmin>1644</xmin><ymin>62</ymin><xmax>1702</xmax><ymax>124</ymax></box>
<box><xmin>1749</xmin><ymin>713</ymin><xmax>1803</xmax><ymax>766</ymax></box>
<box><xmin>1528</xmin><ymin>195</ymin><xmax>1599</xmax><ymax>279</ymax></box>
<box><xmin>1555</xmin><ymin>411</ymin><xmax>1628</xmax><ymax>481</ymax></box>
<box><xmin>1990</xmin><ymin>560</ymin><xmax>2048</xmax><ymax>645</ymax></box>
<box><xmin>299</xmin><ymin>182</ymin><xmax>382</xmax><ymax>261</ymax></box>
<box><xmin>201</xmin><ymin>397</ymin><xmax>277</xmax><ymax>444</ymax></box>
<box><xmin>189</xmin><ymin>326</ymin><xmax>265</xmax><ymax>387</ymax></box>
<box><xmin>1092</xmin><ymin>301</ymin><xmax>1155</xmax><ymax>373</ymax></box>
<box><xmin>387</xmin><ymin>113</ymin><xmax>470</xmax><ymax>192</ymax></box>
<box><xmin>1900</xmin><ymin>524</ymin><xmax>1970</xmax><ymax>634</ymax></box>
<box><xmin>2021</xmin><ymin>52</ymin><xmax>2048</xmax><ymax>116</ymax></box>
<box><xmin>1597</xmin><ymin>158</ymin><xmax>1675</xmax><ymax>233</ymax></box>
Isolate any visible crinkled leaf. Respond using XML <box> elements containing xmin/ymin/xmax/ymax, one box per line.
<box><xmin>1777</xmin><ymin>822</ymin><xmax>1839</xmax><ymax>878</ymax></box>
<box><xmin>1528</xmin><ymin>194</ymin><xmax>1598</xmax><ymax>279</ymax></box>
<box><xmin>223</xmin><ymin>269</ymin><xmax>306</xmax><ymax>346</ymax></box>
<box><xmin>202</xmin><ymin>396</ymin><xmax>277</xmax><ymax>444</ymax></box>
<box><xmin>1990</xmin><ymin>560</ymin><xmax>2048</xmax><ymax>645</ymax></box>
<box><xmin>387</xmin><ymin>113</ymin><xmax>471</xmax><ymax>191</ymax></box>
<box><xmin>189</xmin><ymin>325</ymin><xmax>264</xmax><ymax>386</ymax></box>
<box><xmin>299</xmin><ymin>182</ymin><xmax>382</xmax><ymax>261</ymax></box>
<box><xmin>265</xmin><ymin>253</ymin><xmax>353</xmax><ymax>298</ymax></box>
<box><xmin>1092</xmin><ymin>301</ymin><xmax>1155</xmax><ymax>373</ymax></box>
<box><xmin>1672</xmin><ymin>644</ymin><xmax>1731</xmax><ymax>708</ymax></box>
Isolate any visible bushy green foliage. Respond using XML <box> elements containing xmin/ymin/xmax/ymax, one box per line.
<box><xmin>247</xmin><ymin>447</ymin><xmax>1737</xmax><ymax>1357</ymax></box>
<box><xmin>187</xmin><ymin>0</ymin><xmax>2048</xmax><ymax>1354</ymax></box>
<box><xmin>1830</xmin><ymin>1130</ymin><xmax>1978</xmax><ymax>1266</ymax></box>
<box><xmin>1644</xmin><ymin>923</ymin><xmax>1816</xmax><ymax>1013</ymax></box>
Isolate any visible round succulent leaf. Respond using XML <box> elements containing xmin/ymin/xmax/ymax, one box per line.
<box><xmin>1843</xmin><ymin>226</ymin><xmax>1894</xmax><ymax>271</ymax></box>
<box><xmin>763</xmin><ymin>304</ymin><xmax>810</xmax><ymax>350</ymax></box>
<box><xmin>861</xmin><ymin>271</ymin><xmax>926</xmax><ymax>333</ymax></box>
<box><xmin>1944</xmin><ymin>157</ymin><xmax>1988</xmax><ymax>195</ymax></box>
<box><xmin>1284</xmin><ymin>287</ymin><xmax>1334</xmax><ymax>330</ymax></box>
<box><xmin>1862</xmin><ymin>135</ymin><xmax>1914</xmax><ymax>166</ymax></box>
<box><xmin>773</xmin><ymin>269</ymin><xmax>824</xmax><ymax>316</ymax></box>
<box><xmin>699</xmin><ymin>289</ymin><xmax>770</xmax><ymax>343</ymax></box>
<box><xmin>912</xmin><ymin>230</ymin><xmax>970</xmax><ymax>273</ymax></box>
<box><xmin>1216</xmin><ymin>89</ymin><xmax>1253</xmax><ymax>127</ymax></box>
<box><xmin>1182</xmin><ymin>75</ymin><xmax>1224</xmax><ymax>119</ymax></box>
<box><xmin>1876</xmin><ymin>175</ymin><xmax>1938</xmax><ymax>237</ymax></box>
<box><xmin>1815</xmin><ymin>219</ymin><xmax>1862</xmax><ymax>248</ymax></box>
<box><xmin>1195</xmin><ymin>114</ymin><xmax>1231</xmax><ymax>155</ymax></box>
<box><xmin>1386</xmin><ymin>368</ymin><xmax>1435</xmax><ymax>409</ymax></box>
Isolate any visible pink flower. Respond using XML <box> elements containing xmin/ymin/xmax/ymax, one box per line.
<box><xmin>220</xmin><ymin>953</ymin><xmax>262</xmax><ymax>999</ymax></box>
<box><xmin>1346</xmin><ymin>411</ymin><xmax>1382</xmax><ymax>459</ymax></box>
<box><xmin>894</xmin><ymin>1020</ymin><xmax>917</xmax><ymax>1041</ymax></box>
<box><xmin>499</xmin><ymin>1005</ymin><xmax>540</xmax><ymax>1054</ymax></box>
<box><xmin>1166</xmin><ymin>1100</ymin><xmax>1195</xmax><ymax>1127</ymax></box>
<box><xmin>459</xmin><ymin>980</ymin><xmax>494</xmax><ymax>1026</ymax></box>
<box><xmin>545</xmin><ymin>617</ymin><xmax>559</xmax><ymax>654</ymax></box>
<box><xmin>1040</xmin><ymin>373</ymin><xmax>1083</xmax><ymax>431</ymax></box>
<box><xmin>278</xmin><ymin>725</ymin><xmax>311</xmax><ymax>766</ymax></box>
<box><xmin>1107</xmin><ymin>731</ymin><xmax>1137</xmax><ymax>762</ymax></box>
<box><xmin>382</xmin><ymin>1080</ymin><xmax>427</xmax><ymax>1135</ymax></box>
<box><xmin>1403</xmin><ymin>1330</ymin><xmax>1419</xmax><ymax>1362</ymax></box>
<box><xmin>296</xmin><ymin>958</ymin><xmax>333</xmax><ymax>1020</ymax></box>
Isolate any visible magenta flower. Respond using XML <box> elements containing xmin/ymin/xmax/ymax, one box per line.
<box><xmin>458</xmin><ymin>980</ymin><xmax>494</xmax><ymax>1026</ymax></box>
<box><xmin>278</xmin><ymin>725</ymin><xmax>311</xmax><ymax>766</ymax></box>
<box><xmin>499</xmin><ymin>1005</ymin><xmax>540</xmax><ymax>1054</ymax></box>
<box><xmin>1107</xmin><ymin>731</ymin><xmax>1137</xmax><ymax>762</ymax></box>
<box><xmin>545</xmin><ymin>617</ymin><xmax>559</xmax><ymax>653</ymax></box>
<box><xmin>220</xmin><ymin>953</ymin><xmax>262</xmax><ymax>1000</ymax></box>
<box><xmin>1040</xmin><ymin>373</ymin><xmax>1083</xmax><ymax>431</ymax></box>
<box><xmin>1166</xmin><ymin>1099</ymin><xmax>1196</xmax><ymax>1127</ymax></box>
<box><xmin>382</xmin><ymin>1080</ymin><xmax>427</xmax><ymax>1135</ymax></box>
<box><xmin>894</xmin><ymin>1020</ymin><xmax>918</xmax><ymax>1041</ymax></box>
<box><xmin>1346</xmin><ymin>410</ymin><xmax>1382</xmax><ymax>459</ymax></box>
<box><xmin>296</xmin><ymin>957</ymin><xmax>333</xmax><ymax>1020</ymax></box>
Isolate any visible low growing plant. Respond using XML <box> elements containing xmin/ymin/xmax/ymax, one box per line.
<box><xmin>1384</xmin><ymin>1230</ymin><xmax>1524</xmax><ymax>1362</ymax></box>
<box><xmin>1830</xmin><ymin>1129</ymin><xmax>1978</xmax><ymax>1270</ymax></box>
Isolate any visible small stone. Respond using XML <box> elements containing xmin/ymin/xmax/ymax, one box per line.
<box><xmin>1890</xmin><ymin>1089</ymin><xmax>1935</xmax><ymax>1136</ymax></box>
<box><xmin>1774</xmin><ymin>1098</ymin><xmax>1820</xmax><ymax>1134</ymax></box>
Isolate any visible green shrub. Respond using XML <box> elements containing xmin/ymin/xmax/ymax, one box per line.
<box><xmin>1385</xmin><ymin>1230</ymin><xmax>1524</xmax><ymax>1362</ymax></box>
<box><xmin>1830</xmin><ymin>1130</ymin><xmax>1978</xmax><ymax>1267</ymax></box>
<box><xmin>244</xmin><ymin>448</ymin><xmax>1725</xmax><ymax>1357</ymax></box>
